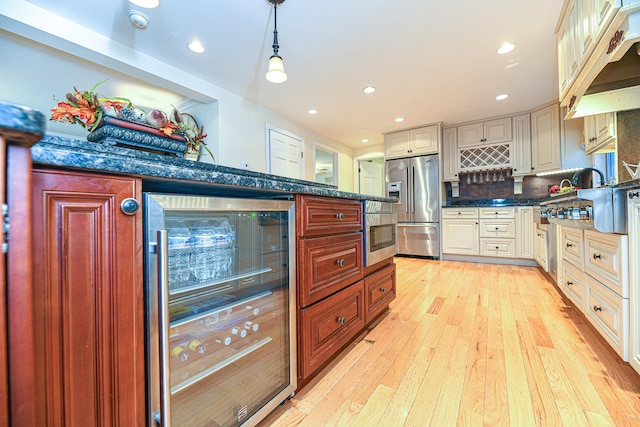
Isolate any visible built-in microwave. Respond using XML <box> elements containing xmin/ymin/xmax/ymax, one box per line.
<box><xmin>363</xmin><ymin>201</ymin><xmax>398</xmax><ymax>266</ymax></box>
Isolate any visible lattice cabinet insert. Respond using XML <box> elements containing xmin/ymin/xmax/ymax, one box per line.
<box><xmin>459</xmin><ymin>143</ymin><xmax>511</xmax><ymax>172</ymax></box>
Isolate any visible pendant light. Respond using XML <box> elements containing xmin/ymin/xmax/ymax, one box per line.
<box><xmin>265</xmin><ymin>0</ymin><xmax>288</xmax><ymax>83</ymax></box>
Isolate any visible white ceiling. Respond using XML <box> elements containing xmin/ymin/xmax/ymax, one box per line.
<box><xmin>3</xmin><ymin>0</ymin><xmax>564</xmax><ymax>148</ymax></box>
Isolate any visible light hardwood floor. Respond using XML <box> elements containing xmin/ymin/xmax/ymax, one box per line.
<box><xmin>259</xmin><ymin>257</ymin><xmax>640</xmax><ymax>427</ymax></box>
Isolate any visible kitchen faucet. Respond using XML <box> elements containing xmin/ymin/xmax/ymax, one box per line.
<box><xmin>571</xmin><ymin>167</ymin><xmax>605</xmax><ymax>187</ymax></box>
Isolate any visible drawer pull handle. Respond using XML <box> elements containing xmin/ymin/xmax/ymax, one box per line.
<box><xmin>566</xmin><ymin>243</ymin><xmax>573</xmax><ymax>248</ymax></box>
<box><xmin>495</xmin><ymin>227</ymin><xmax>499</xmax><ymax>231</ymax></box>
<box><xmin>566</xmin><ymin>281</ymin><xmax>573</xmax><ymax>286</ymax></box>
<box><xmin>629</xmin><ymin>191</ymin><xmax>639</xmax><ymax>199</ymax></box>
<box><xmin>592</xmin><ymin>253</ymin><xmax>602</xmax><ymax>260</ymax></box>
<box><xmin>336</xmin><ymin>259</ymin><xmax>345</xmax><ymax>267</ymax></box>
<box><xmin>593</xmin><ymin>305</ymin><xmax>602</xmax><ymax>312</ymax></box>
<box><xmin>494</xmin><ymin>212</ymin><xmax>499</xmax><ymax>215</ymax></box>
<box><xmin>495</xmin><ymin>246</ymin><xmax>499</xmax><ymax>250</ymax></box>
<box><xmin>380</xmin><ymin>287</ymin><xmax>387</xmax><ymax>292</ymax></box>
<box><xmin>336</xmin><ymin>213</ymin><xmax>344</xmax><ymax>220</ymax></box>
<box><xmin>337</xmin><ymin>316</ymin><xmax>346</xmax><ymax>324</ymax></box>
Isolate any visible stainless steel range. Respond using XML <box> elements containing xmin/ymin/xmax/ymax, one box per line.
<box><xmin>539</xmin><ymin>187</ymin><xmax>627</xmax><ymax>234</ymax></box>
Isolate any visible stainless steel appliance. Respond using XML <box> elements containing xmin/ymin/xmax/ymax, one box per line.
<box><xmin>539</xmin><ymin>187</ymin><xmax>627</xmax><ymax>233</ymax></box>
<box><xmin>144</xmin><ymin>194</ymin><xmax>296</xmax><ymax>427</ymax></box>
<box><xmin>363</xmin><ymin>200</ymin><xmax>398</xmax><ymax>266</ymax></box>
<box><xmin>386</xmin><ymin>154</ymin><xmax>440</xmax><ymax>257</ymax></box>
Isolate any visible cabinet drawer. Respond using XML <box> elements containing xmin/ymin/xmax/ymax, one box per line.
<box><xmin>584</xmin><ymin>230</ymin><xmax>628</xmax><ymax>298</ymax></box>
<box><xmin>479</xmin><ymin>207</ymin><xmax>515</xmax><ymax>219</ymax></box>
<box><xmin>298</xmin><ymin>233</ymin><xmax>364</xmax><ymax>307</ymax></box>
<box><xmin>561</xmin><ymin>227</ymin><xmax>584</xmax><ymax>269</ymax></box>
<box><xmin>442</xmin><ymin>207</ymin><xmax>479</xmax><ymax>219</ymax></box>
<box><xmin>585</xmin><ymin>276</ymin><xmax>629</xmax><ymax>361</ymax></box>
<box><xmin>480</xmin><ymin>238</ymin><xmax>515</xmax><ymax>257</ymax></box>
<box><xmin>561</xmin><ymin>260</ymin><xmax>585</xmax><ymax>311</ymax></box>
<box><xmin>298</xmin><ymin>280</ymin><xmax>366</xmax><ymax>379</ymax></box>
<box><xmin>479</xmin><ymin>219</ymin><xmax>515</xmax><ymax>238</ymax></box>
<box><xmin>364</xmin><ymin>263</ymin><xmax>396</xmax><ymax>324</ymax></box>
<box><xmin>297</xmin><ymin>196</ymin><xmax>363</xmax><ymax>237</ymax></box>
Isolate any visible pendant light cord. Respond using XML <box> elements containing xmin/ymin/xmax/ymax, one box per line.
<box><xmin>272</xmin><ymin>1</ymin><xmax>280</xmax><ymax>57</ymax></box>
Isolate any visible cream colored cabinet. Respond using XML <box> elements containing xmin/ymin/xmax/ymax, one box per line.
<box><xmin>516</xmin><ymin>207</ymin><xmax>534</xmax><ymax>259</ymax></box>
<box><xmin>442</xmin><ymin>208</ymin><xmax>479</xmax><ymax>255</ymax></box>
<box><xmin>511</xmin><ymin>114</ymin><xmax>532</xmax><ymax>176</ymax></box>
<box><xmin>627</xmin><ymin>189</ymin><xmax>640</xmax><ymax>375</ymax></box>
<box><xmin>585</xmin><ymin>275</ymin><xmax>629</xmax><ymax>360</ymax></box>
<box><xmin>384</xmin><ymin>124</ymin><xmax>440</xmax><ymax>159</ymax></box>
<box><xmin>531</xmin><ymin>103</ymin><xmax>561</xmax><ymax>173</ymax></box>
<box><xmin>534</xmin><ymin>225</ymin><xmax>549</xmax><ymax>271</ymax></box>
<box><xmin>561</xmin><ymin>227</ymin><xmax>585</xmax><ymax>269</ymax></box>
<box><xmin>584</xmin><ymin>230</ymin><xmax>628</xmax><ymax>298</ymax></box>
<box><xmin>584</xmin><ymin>112</ymin><xmax>616</xmax><ymax>154</ymax></box>
<box><xmin>457</xmin><ymin>117</ymin><xmax>512</xmax><ymax>148</ymax></box>
<box><xmin>479</xmin><ymin>207</ymin><xmax>516</xmax><ymax>258</ymax></box>
<box><xmin>442</xmin><ymin>128</ymin><xmax>458</xmax><ymax>181</ymax></box>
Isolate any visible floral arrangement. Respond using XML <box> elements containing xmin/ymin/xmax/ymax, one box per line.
<box><xmin>50</xmin><ymin>80</ymin><xmax>211</xmax><ymax>158</ymax></box>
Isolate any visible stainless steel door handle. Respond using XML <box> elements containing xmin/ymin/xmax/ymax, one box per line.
<box><xmin>156</xmin><ymin>230</ymin><xmax>171</xmax><ymax>427</ymax></box>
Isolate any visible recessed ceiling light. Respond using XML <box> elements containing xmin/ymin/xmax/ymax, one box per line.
<box><xmin>363</xmin><ymin>86</ymin><xmax>376</xmax><ymax>94</ymax></box>
<box><xmin>188</xmin><ymin>40</ymin><xmax>205</xmax><ymax>53</ymax></box>
<box><xmin>361</xmin><ymin>139</ymin><xmax>369</xmax><ymax>143</ymax></box>
<box><xmin>128</xmin><ymin>10</ymin><xmax>149</xmax><ymax>29</ymax></box>
<box><xmin>128</xmin><ymin>0</ymin><xmax>159</xmax><ymax>8</ymax></box>
<box><xmin>496</xmin><ymin>94</ymin><xmax>509</xmax><ymax>101</ymax></box>
<box><xmin>394</xmin><ymin>117</ymin><xmax>404</xmax><ymax>122</ymax></box>
<box><xmin>497</xmin><ymin>42</ymin><xmax>515</xmax><ymax>54</ymax></box>
<box><xmin>307</xmin><ymin>109</ymin><xmax>318</xmax><ymax>115</ymax></box>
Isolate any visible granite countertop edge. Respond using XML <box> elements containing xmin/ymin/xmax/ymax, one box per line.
<box><xmin>31</xmin><ymin>135</ymin><xmax>394</xmax><ymax>202</ymax></box>
<box><xmin>444</xmin><ymin>198</ymin><xmax>544</xmax><ymax>207</ymax></box>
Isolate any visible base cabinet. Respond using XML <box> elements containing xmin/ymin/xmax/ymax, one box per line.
<box><xmin>31</xmin><ymin>168</ymin><xmax>145</xmax><ymax>426</ymax></box>
<box><xmin>295</xmin><ymin>195</ymin><xmax>395</xmax><ymax>383</ymax></box>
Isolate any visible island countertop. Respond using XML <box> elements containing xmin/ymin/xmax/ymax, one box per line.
<box><xmin>31</xmin><ymin>135</ymin><xmax>394</xmax><ymax>202</ymax></box>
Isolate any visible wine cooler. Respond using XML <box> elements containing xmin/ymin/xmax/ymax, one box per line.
<box><xmin>144</xmin><ymin>193</ymin><xmax>296</xmax><ymax>426</ymax></box>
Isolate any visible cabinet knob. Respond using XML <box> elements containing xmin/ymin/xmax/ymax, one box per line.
<box><xmin>336</xmin><ymin>259</ymin><xmax>345</xmax><ymax>267</ymax></box>
<box><xmin>566</xmin><ymin>281</ymin><xmax>573</xmax><ymax>286</ymax></box>
<box><xmin>495</xmin><ymin>227</ymin><xmax>499</xmax><ymax>231</ymax></box>
<box><xmin>629</xmin><ymin>191</ymin><xmax>640</xmax><ymax>199</ymax></box>
<box><xmin>593</xmin><ymin>305</ymin><xmax>602</xmax><ymax>312</ymax></box>
<box><xmin>592</xmin><ymin>253</ymin><xmax>602</xmax><ymax>260</ymax></box>
<box><xmin>566</xmin><ymin>243</ymin><xmax>573</xmax><ymax>248</ymax></box>
<box><xmin>336</xmin><ymin>213</ymin><xmax>344</xmax><ymax>220</ymax></box>
<box><xmin>380</xmin><ymin>287</ymin><xmax>387</xmax><ymax>292</ymax></box>
<box><xmin>337</xmin><ymin>316</ymin><xmax>346</xmax><ymax>324</ymax></box>
<box><xmin>495</xmin><ymin>246</ymin><xmax>499</xmax><ymax>250</ymax></box>
<box><xmin>120</xmin><ymin>198</ymin><xmax>140</xmax><ymax>215</ymax></box>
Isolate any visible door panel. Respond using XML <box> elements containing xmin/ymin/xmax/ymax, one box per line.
<box><xmin>269</xmin><ymin>129</ymin><xmax>303</xmax><ymax>180</ymax></box>
<box><xmin>411</xmin><ymin>155</ymin><xmax>439</xmax><ymax>223</ymax></box>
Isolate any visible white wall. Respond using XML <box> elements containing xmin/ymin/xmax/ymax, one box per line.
<box><xmin>0</xmin><ymin>28</ymin><xmax>357</xmax><ymax>191</ymax></box>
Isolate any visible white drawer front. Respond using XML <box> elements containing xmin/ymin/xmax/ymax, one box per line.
<box><xmin>479</xmin><ymin>207</ymin><xmax>515</xmax><ymax>219</ymax></box>
<box><xmin>480</xmin><ymin>238</ymin><xmax>515</xmax><ymax>258</ymax></box>
<box><xmin>561</xmin><ymin>261</ymin><xmax>585</xmax><ymax>311</ymax></box>
<box><xmin>584</xmin><ymin>231</ymin><xmax>628</xmax><ymax>298</ymax></box>
<box><xmin>479</xmin><ymin>219</ymin><xmax>515</xmax><ymax>238</ymax></box>
<box><xmin>561</xmin><ymin>227</ymin><xmax>584</xmax><ymax>269</ymax></box>
<box><xmin>585</xmin><ymin>276</ymin><xmax>629</xmax><ymax>361</ymax></box>
<box><xmin>442</xmin><ymin>207</ymin><xmax>479</xmax><ymax>219</ymax></box>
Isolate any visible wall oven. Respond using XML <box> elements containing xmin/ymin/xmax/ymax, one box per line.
<box><xmin>363</xmin><ymin>201</ymin><xmax>398</xmax><ymax>266</ymax></box>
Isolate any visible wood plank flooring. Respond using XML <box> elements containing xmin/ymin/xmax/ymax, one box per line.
<box><xmin>258</xmin><ymin>257</ymin><xmax>640</xmax><ymax>427</ymax></box>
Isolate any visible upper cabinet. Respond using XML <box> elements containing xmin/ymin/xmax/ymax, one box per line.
<box><xmin>442</xmin><ymin>128</ymin><xmax>459</xmax><ymax>182</ymax></box>
<box><xmin>584</xmin><ymin>112</ymin><xmax>617</xmax><ymax>154</ymax></box>
<box><xmin>556</xmin><ymin>0</ymin><xmax>640</xmax><ymax>116</ymax></box>
<box><xmin>457</xmin><ymin>117</ymin><xmax>512</xmax><ymax>148</ymax></box>
<box><xmin>531</xmin><ymin>103</ymin><xmax>589</xmax><ymax>174</ymax></box>
<box><xmin>384</xmin><ymin>124</ymin><xmax>441</xmax><ymax>159</ymax></box>
<box><xmin>511</xmin><ymin>114</ymin><xmax>532</xmax><ymax>176</ymax></box>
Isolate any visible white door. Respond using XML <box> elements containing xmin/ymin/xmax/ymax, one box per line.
<box><xmin>358</xmin><ymin>159</ymin><xmax>384</xmax><ymax>197</ymax></box>
<box><xmin>268</xmin><ymin>128</ymin><xmax>304</xmax><ymax>179</ymax></box>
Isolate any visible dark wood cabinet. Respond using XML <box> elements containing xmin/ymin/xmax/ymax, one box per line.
<box><xmin>297</xmin><ymin>233</ymin><xmax>363</xmax><ymax>306</ymax></box>
<box><xmin>30</xmin><ymin>168</ymin><xmax>145</xmax><ymax>426</ymax></box>
<box><xmin>295</xmin><ymin>195</ymin><xmax>395</xmax><ymax>384</ymax></box>
<box><xmin>298</xmin><ymin>280</ymin><xmax>365</xmax><ymax>378</ymax></box>
<box><xmin>364</xmin><ymin>263</ymin><xmax>396</xmax><ymax>324</ymax></box>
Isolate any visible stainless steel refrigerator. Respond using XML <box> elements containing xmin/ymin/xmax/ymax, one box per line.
<box><xmin>386</xmin><ymin>154</ymin><xmax>440</xmax><ymax>257</ymax></box>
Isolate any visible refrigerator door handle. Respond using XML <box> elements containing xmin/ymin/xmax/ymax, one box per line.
<box><xmin>155</xmin><ymin>230</ymin><xmax>172</xmax><ymax>427</ymax></box>
<box><xmin>411</xmin><ymin>166</ymin><xmax>416</xmax><ymax>214</ymax></box>
<box><xmin>405</xmin><ymin>167</ymin><xmax>410</xmax><ymax>215</ymax></box>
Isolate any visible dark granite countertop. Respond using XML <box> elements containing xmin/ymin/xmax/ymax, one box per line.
<box><xmin>31</xmin><ymin>135</ymin><xmax>394</xmax><ymax>202</ymax></box>
<box><xmin>444</xmin><ymin>198</ymin><xmax>543</xmax><ymax>207</ymax></box>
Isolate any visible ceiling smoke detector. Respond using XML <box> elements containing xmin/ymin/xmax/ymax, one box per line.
<box><xmin>129</xmin><ymin>10</ymin><xmax>149</xmax><ymax>29</ymax></box>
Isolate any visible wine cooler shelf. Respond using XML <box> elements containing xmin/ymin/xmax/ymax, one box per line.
<box><xmin>168</xmin><ymin>290</ymin><xmax>283</xmax><ymax>393</ymax></box>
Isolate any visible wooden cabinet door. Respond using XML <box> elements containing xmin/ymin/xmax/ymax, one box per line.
<box><xmin>296</xmin><ymin>195</ymin><xmax>362</xmax><ymax>237</ymax></box>
<box><xmin>384</xmin><ymin>130</ymin><xmax>411</xmax><ymax>159</ymax></box>
<box><xmin>442</xmin><ymin>219</ymin><xmax>478</xmax><ymax>255</ymax></box>
<box><xmin>442</xmin><ymin>128</ymin><xmax>458</xmax><ymax>181</ymax></box>
<box><xmin>483</xmin><ymin>117</ymin><xmax>512</xmax><ymax>144</ymax></box>
<box><xmin>516</xmin><ymin>207</ymin><xmax>534</xmax><ymax>259</ymax></box>
<box><xmin>298</xmin><ymin>233</ymin><xmax>364</xmax><ymax>307</ymax></box>
<box><xmin>410</xmin><ymin>126</ymin><xmax>439</xmax><ymax>155</ymax></box>
<box><xmin>511</xmin><ymin>114</ymin><xmax>531</xmax><ymax>175</ymax></box>
<box><xmin>457</xmin><ymin>123</ymin><xmax>484</xmax><ymax>148</ymax></box>
<box><xmin>531</xmin><ymin>103</ymin><xmax>560</xmax><ymax>173</ymax></box>
<box><xmin>298</xmin><ymin>280</ymin><xmax>365</xmax><ymax>379</ymax></box>
<box><xmin>364</xmin><ymin>263</ymin><xmax>396</xmax><ymax>324</ymax></box>
<box><xmin>31</xmin><ymin>169</ymin><xmax>144</xmax><ymax>427</ymax></box>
